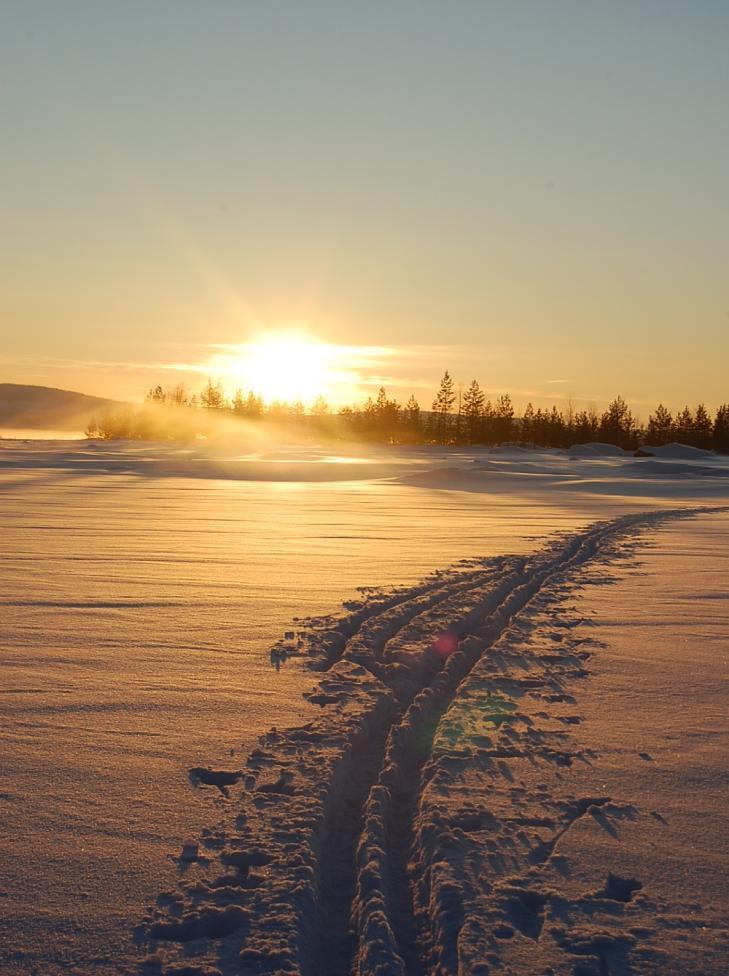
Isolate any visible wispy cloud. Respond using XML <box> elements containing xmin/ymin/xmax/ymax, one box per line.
<box><xmin>0</xmin><ymin>348</ymin><xmax>676</xmax><ymax>413</ymax></box>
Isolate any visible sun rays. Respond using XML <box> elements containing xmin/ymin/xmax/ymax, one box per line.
<box><xmin>202</xmin><ymin>331</ymin><xmax>398</xmax><ymax>406</ymax></box>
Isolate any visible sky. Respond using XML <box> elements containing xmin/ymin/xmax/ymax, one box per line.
<box><xmin>1</xmin><ymin>0</ymin><xmax>728</xmax><ymax>415</ymax></box>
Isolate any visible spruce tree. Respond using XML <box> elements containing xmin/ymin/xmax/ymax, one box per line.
<box><xmin>371</xmin><ymin>387</ymin><xmax>401</xmax><ymax>442</ymax></box>
<box><xmin>431</xmin><ymin>371</ymin><xmax>456</xmax><ymax>444</ymax></box>
<box><xmin>675</xmin><ymin>406</ymin><xmax>694</xmax><ymax>443</ymax></box>
<box><xmin>713</xmin><ymin>404</ymin><xmax>729</xmax><ymax>453</ymax></box>
<box><xmin>520</xmin><ymin>402</ymin><xmax>535</xmax><ymax>444</ymax></box>
<box><xmin>599</xmin><ymin>396</ymin><xmax>636</xmax><ymax>449</ymax></box>
<box><xmin>693</xmin><ymin>404</ymin><xmax>713</xmax><ymax>449</ymax></box>
<box><xmin>548</xmin><ymin>406</ymin><xmax>566</xmax><ymax>447</ymax></box>
<box><xmin>462</xmin><ymin>380</ymin><xmax>485</xmax><ymax>443</ymax></box>
<box><xmin>646</xmin><ymin>404</ymin><xmax>673</xmax><ymax>445</ymax></box>
<box><xmin>403</xmin><ymin>395</ymin><xmax>422</xmax><ymax>444</ymax></box>
<box><xmin>493</xmin><ymin>394</ymin><xmax>514</xmax><ymax>444</ymax></box>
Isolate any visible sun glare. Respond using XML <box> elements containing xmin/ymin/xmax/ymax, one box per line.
<box><xmin>227</xmin><ymin>333</ymin><xmax>332</xmax><ymax>404</ymax></box>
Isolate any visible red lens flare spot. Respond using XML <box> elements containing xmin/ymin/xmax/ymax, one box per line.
<box><xmin>432</xmin><ymin>631</ymin><xmax>459</xmax><ymax>659</ymax></box>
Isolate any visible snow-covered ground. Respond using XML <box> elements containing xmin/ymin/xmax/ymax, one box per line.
<box><xmin>0</xmin><ymin>438</ymin><xmax>727</xmax><ymax>975</ymax></box>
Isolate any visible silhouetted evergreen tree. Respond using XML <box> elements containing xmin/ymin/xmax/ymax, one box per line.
<box><xmin>599</xmin><ymin>396</ymin><xmax>637</xmax><ymax>449</ymax></box>
<box><xmin>478</xmin><ymin>399</ymin><xmax>493</xmax><ymax>444</ymax></box>
<box><xmin>492</xmin><ymin>394</ymin><xmax>514</xmax><ymax>444</ymax></box>
<box><xmin>693</xmin><ymin>404</ymin><xmax>713</xmax><ymax>449</ymax></box>
<box><xmin>531</xmin><ymin>407</ymin><xmax>549</xmax><ymax>446</ymax></box>
<box><xmin>571</xmin><ymin>408</ymin><xmax>599</xmax><ymax>444</ymax></box>
<box><xmin>430</xmin><ymin>371</ymin><xmax>456</xmax><ymax>444</ymax></box>
<box><xmin>462</xmin><ymin>380</ymin><xmax>485</xmax><ymax>444</ymax></box>
<box><xmin>646</xmin><ymin>404</ymin><xmax>673</xmax><ymax>445</ymax></box>
<box><xmin>674</xmin><ymin>405</ymin><xmax>694</xmax><ymax>444</ymax></box>
<box><xmin>520</xmin><ymin>402</ymin><xmax>535</xmax><ymax>443</ymax></box>
<box><xmin>363</xmin><ymin>387</ymin><xmax>401</xmax><ymax>441</ymax></box>
<box><xmin>403</xmin><ymin>395</ymin><xmax>422</xmax><ymax>443</ymax></box>
<box><xmin>453</xmin><ymin>388</ymin><xmax>465</xmax><ymax>444</ymax></box>
<box><xmin>547</xmin><ymin>406</ymin><xmax>567</xmax><ymax>447</ymax></box>
<box><xmin>713</xmin><ymin>404</ymin><xmax>729</xmax><ymax>453</ymax></box>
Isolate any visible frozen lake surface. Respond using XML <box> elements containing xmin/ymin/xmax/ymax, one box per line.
<box><xmin>1</xmin><ymin>439</ymin><xmax>728</xmax><ymax>974</ymax></box>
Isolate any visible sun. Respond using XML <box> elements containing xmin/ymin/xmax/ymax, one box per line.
<box><xmin>226</xmin><ymin>332</ymin><xmax>331</xmax><ymax>404</ymax></box>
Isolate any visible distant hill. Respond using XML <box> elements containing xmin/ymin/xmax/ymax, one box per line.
<box><xmin>0</xmin><ymin>383</ymin><xmax>122</xmax><ymax>431</ymax></box>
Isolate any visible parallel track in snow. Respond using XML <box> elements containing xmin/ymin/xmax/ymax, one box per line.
<box><xmin>351</xmin><ymin>513</ymin><xmax>656</xmax><ymax>975</ymax></box>
<box><xmin>139</xmin><ymin>506</ymin><xmax>723</xmax><ymax>976</ymax></box>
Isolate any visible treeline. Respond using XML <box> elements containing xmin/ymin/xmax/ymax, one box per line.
<box><xmin>85</xmin><ymin>372</ymin><xmax>729</xmax><ymax>453</ymax></box>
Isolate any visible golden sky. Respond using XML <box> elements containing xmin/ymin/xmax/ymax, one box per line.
<box><xmin>2</xmin><ymin>3</ymin><xmax>728</xmax><ymax>414</ymax></box>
